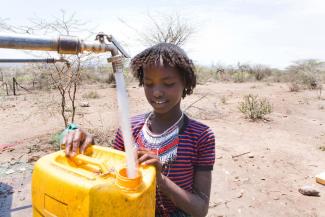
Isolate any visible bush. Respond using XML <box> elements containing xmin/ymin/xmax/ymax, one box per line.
<box><xmin>286</xmin><ymin>59</ymin><xmax>324</xmax><ymax>89</ymax></box>
<box><xmin>232</xmin><ymin>71</ymin><xmax>251</xmax><ymax>83</ymax></box>
<box><xmin>288</xmin><ymin>83</ymin><xmax>300</xmax><ymax>92</ymax></box>
<box><xmin>195</xmin><ymin>65</ymin><xmax>216</xmax><ymax>84</ymax></box>
<box><xmin>300</xmin><ymin>72</ymin><xmax>319</xmax><ymax>89</ymax></box>
<box><xmin>239</xmin><ymin>94</ymin><xmax>272</xmax><ymax>120</ymax></box>
<box><xmin>49</xmin><ymin>130</ymin><xmax>63</xmax><ymax>151</ymax></box>
<box><xmin>250</xmin><ymin>65</ymin><xmax>272</xmax><ymax>81</ymax></box>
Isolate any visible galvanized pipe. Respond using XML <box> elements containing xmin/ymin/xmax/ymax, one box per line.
<box><xmin>0</xmin><ymin>58</ymin><xmax>67</xmax><ymax>63</ymax></box>
<box><xmin>0</xmin><ymin>34</ymin><xmax>118</xmax><ymax>55</ymax></box>
<box><xmin>107</xmin><ymin>35</ymin><xmax>130</xmax><ymax>58</ymax></box>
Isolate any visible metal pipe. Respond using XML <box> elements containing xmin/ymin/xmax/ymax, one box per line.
<box><xmin>0</xmin><ymin>58</ymin><xmax>68</xmax><ymax>63</ymax></box>
<box><xmin>0</xmin><ymin>34</ymin><xmax>118</xmax><ymax>55</ymax></box>
<box><xmin>107</xmin><ymin>35</ymin><xmax>130</xmax><ymax>58</ymax></box>
<box><xmin>0</xmin><ymin>35</ymin><xmax>58</xmax><ymax>51</ymax></box>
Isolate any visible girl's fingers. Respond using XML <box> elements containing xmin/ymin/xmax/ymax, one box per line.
<box><xmin>65</xmin><ymin>131</ymin><xmax>75</xmax><ymax>156</ymax></box>
<box><xmin>138</xmin><ymin>153</ymin><xmax>158</xmax><ymax>163</ymax></box>
<box><xmin>138</xmin><ymin>150</ymin><xmax>148</xmax><ymax>158</ymax></box>
<box><xmin>138</xmin><ymin>149</ymin><xmax>157</xmax><ymax>158</ymax></box>
<box><xmin>138</xmin><ymin>152</ymin><xmax>162</xmax><ymax>171</ymax></box>
<box><xmin>62</xmin><ymin>135</ymin><xmax>67</xmax><ymax>147</ymax></box>
<box><xmin>138</xmin><ymin>147</ymin><xmax>150</xmax><ymax>152</ymax></box>
<box><xmin>138</xmin><ymin>149</ymin><xmax>150</xmax><ymax>155</ymax></box>
<box><xmin>138</xmin><ymin>153</ymin><xmax>152</xmax><ymax>163</ymax></box>
<box><xmin>141</xmin><ymin>158</ymin><xmax>163</xmax><ymax>172</ymax></box>
<box><xmin>141</xmin><ymin>158</ymin><xmax>158</xmax><ymax>166</ymax></box>
<box><xmin>71</xmin><ymin>129</ymin><xmax>83</xmax><ymax>157</ymax></box>
<box><xmin>80</xmin><ymin>135</ymin><xmax>93</xmax><ymax>154</ymax></box>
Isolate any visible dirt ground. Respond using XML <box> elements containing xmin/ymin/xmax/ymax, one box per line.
<box><xmin>0</xmin><ymin>81</ymin><xmax>324</xmax><ymax>217</ymax></box>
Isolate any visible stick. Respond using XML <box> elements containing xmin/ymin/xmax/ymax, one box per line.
<box><xmin>15</xmin><ymin>79</ymin><xmax>32</xmax><ymax>93</ymax></box>
<box><xmin>184</xmin><ymin>94</ymin><xmax>208</xmax><ymax>111</ymax></box>
<box><xmin>13</xmin><ymin>77</ymin><xmax>16</xmax><ymax>95</ymax></box>
<box><xmin>231</xmin><ymin>151</ymin><xmax>250</xmax><ymax>158</ymax></box>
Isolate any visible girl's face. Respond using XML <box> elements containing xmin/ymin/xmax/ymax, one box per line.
<box><xmin>143</xmin><ymin>66</ymin><xmax>185</xmax><ymax>114</ymax></box>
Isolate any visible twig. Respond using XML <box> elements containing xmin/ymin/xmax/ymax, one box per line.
<box><xmin>209</xmin><ymin>200</ymin><xmax>231</xmax><ymax>208</ymax></box>
<box><xmin>231</xmin><ymin>151</ymin><xmax>251</xmax><ymax>159</ymax></box>
<box><xmin>15</xmin><ymin>80</ymin><xmax>32</xmax><ymax>93</ymax></box>
<box><xmin>190</xmin><ymin>105</ymin><xmax>205</xmax><ymax>111</ymax></box>
<box><xmin>184</xmin><ymin>94</ymin><xmax>208</xmax><ymax>111</ymax></box>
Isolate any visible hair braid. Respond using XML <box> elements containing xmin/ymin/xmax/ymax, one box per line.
<box><xmin>130</xmin><ymin>43</ymin><xmax>196</xmax><ymax>98</ymax></box>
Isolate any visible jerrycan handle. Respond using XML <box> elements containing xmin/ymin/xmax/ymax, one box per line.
<box><xmin>72</xmin><ymin>154</ymin><xmax>109</xmax><ymax>174</ymax></box>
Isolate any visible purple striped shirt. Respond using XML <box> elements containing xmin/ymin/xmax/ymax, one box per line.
<box><xmin>113</xmin><ymin>113</ymin><xmax>215</xmax><ymax>216</ymax></box>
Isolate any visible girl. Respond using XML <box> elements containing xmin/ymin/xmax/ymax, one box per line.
<box><xmin>63</xmin><ymin>43</ymin><xmax>215</xmax><ymax>217</ymax></box>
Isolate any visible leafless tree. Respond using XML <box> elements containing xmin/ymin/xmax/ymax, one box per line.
<box><xmin>4</xmin><ymin>10</ymin><xmax>96</xmax><ymax>127</ymax></box>
<box><xmin>120</xmin><ymin>13</ymin><xmax>195</xmax><ymax>47</ymax></box>
<box><xmin>33</xmin><ymin>11</ymin><xmax>96</xmax><ymax>127</ymax></box>
<box><xmin>0</xmin><ymin>18</ymin><xmax>12</xmax><ymax>31</ymax></box>
<box><xmin>286</xmin><ymin>59</ymin><xmax>325</xmax><ymax>74</ymax></box>
<box><xmin>286</xmin><ymin>59</ymin><xmax>325</xmax><ymax>89</ymax></box>
<box><xmin>249</xmin><ymin>64</ymin><xmax>272</xmax><ymax>81</ymax></box>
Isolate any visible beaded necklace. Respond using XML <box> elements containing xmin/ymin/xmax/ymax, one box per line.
<box><xmin>136</xmin><ymin>112</ymin><xmax>184</xmax><ymax>165</ymax></box>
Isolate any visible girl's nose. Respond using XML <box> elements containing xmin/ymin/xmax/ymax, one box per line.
<box><xmin>152</xmin><ymin>86</ymin><xmax>163</xmax><ymax>98</ymax></box>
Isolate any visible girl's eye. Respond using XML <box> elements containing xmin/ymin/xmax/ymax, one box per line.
<box><xmin>164</xmin><ymin>82</ymin><xmax>175</xmax><ymax>87</ymax></box>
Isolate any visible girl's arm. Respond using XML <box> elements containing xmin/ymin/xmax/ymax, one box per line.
<box><xmin>159</xmin><ymin>170</ymin><xmax>211</xmax><ymax>217</ymax></box>
<box><xmin>138</xmin><ymin>150</ymin><xmax>212</xmax><ymax>217</ymax></box>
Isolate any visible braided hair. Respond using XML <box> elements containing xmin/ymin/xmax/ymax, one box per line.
<box><xmin>130</xmin><ymin>43</ymin><xmax>196</xmax><ymax>98</ymax></box>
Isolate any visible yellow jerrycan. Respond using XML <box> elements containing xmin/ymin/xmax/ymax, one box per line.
<box><xmin>32</xmin><ymin>145</ymin><xmax>156</xmax><ymax>217</ymax></box>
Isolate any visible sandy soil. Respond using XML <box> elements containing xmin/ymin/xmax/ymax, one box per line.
<box><xmin>0</xmin><ymin>82</ymin><xmax>324</xmax><ymax>217</ymax></box>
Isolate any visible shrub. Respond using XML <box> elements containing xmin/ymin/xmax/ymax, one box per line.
<box><xmin>288</xmin><ymin>83</ymin><xmax>300</xmax><ymax>92</ymax></box>
<box><xmin>239</xmin><ymin>94</ymin><xmax>272</xmax><ymax>120</ymax></box>
<box><xmin>195</xmin><ymin>65</ymin><xmax>216</xmax><ymax>84</ymax></box>
<box><xmin>300</xmin><ymin>72</ymin><xmax>318</xmax><ymax>89</ymax></box>
<box><xmin>232</xmin><ymin>71</ymin><xmax>251</xmax><ymax>83</ymax></box>
<box><xmin>49</xmin><ymin>130</ymin><xmax>63</xmax><ymax>151</ymax></box>
<box><xmin>250</xmin><ymin>65</ymin><xmax>272</xmax><ymax>81</ymax></box>
<box><xmin>220</xmin><ymin>95</ymin><xmax>227</xmax><ymax>104</ymax></box>
<box><xmin>286</xmin><ymin>59</ymin><xmax>324</xmax><ymax>89</ymax></box>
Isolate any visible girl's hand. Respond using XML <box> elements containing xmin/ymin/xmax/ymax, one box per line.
<box><xmin>62</xmin><ymin>128</ymin><xmax>94</xmax><ymax>157</ymax></box>
<box><xmin>137</xmin><ymin>148</ymin><xmax>164</xmax><ymax>183</ymax></box>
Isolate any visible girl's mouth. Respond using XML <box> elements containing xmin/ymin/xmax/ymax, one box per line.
<box><xmin>153</xmin><ymin>100</ymin><xmax>168</xmax><ymax>105</ymax></box>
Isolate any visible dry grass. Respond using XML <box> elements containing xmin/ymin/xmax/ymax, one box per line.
<box><xmin>82</xmin><ymin>91</ymin><xmax>100</xmax><ymax>99</ymax></box>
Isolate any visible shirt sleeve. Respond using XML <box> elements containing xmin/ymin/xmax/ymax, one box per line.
<box><xmin>193</xmin><ymin>128</ymin><xmax>215</xmax><ymax>171</ymax></box>
<box><xmin>112</xmin><ymin>128</ymin><xmax>125</xmax><ymax>151</ymax></box>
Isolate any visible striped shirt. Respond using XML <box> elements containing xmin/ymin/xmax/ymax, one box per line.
<box><xmin>113</xmin><ymin>113</ymin><xmax>215</xmax><ymax>217</ymax></box>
